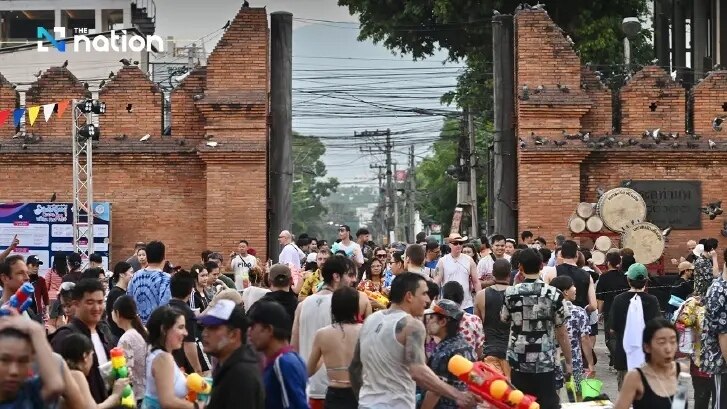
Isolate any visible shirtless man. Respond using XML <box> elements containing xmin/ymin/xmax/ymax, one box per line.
<box><xmin>350</xmin><ymin>272</ymin><xmax>478</xmax><ymax>409</ymax></box>
<box><xmin>307</xmin><ymin>286</ymin><xmax>362</xmax><ymax>409</ymax></box>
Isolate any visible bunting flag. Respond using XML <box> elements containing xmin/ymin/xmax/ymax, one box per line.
<box><xmin>56</xmin><ymin>100</ymin><xmax>70</xmax><ymax>118</ymax></box>
<box><xmin>27</xmin><ymin>106</ymin><xmax>40</xmax><ymax>126</ymax></box>
<box><xmin>0</xmin><ymin>110</ymin><xmax>9</xmax><ymax>125</ymax></box>
<box><xmin>12</xmin><ymin>108</ymin><xmax>25</xmax><ymax>126</ymax></box>
<box><xmin>42</xmin><ymin>103</ymin><xmax>55</xmax><ymax>122</ymax></box>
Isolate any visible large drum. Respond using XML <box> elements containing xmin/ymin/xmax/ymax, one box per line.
<box><xmin>577</xmin><ymin>202</ymin><xmax>595</xmax><ymax>218</ymax></box>
<box><xmin>591</xmin><ymin>250</ymin><xmax>606</xmax><ymax>266</ymax></box>
<box><xmin>586</xmin><ymin>215</ymin><xmax>604</xmax><ymax>232</ymax></box>
<box><xmin>621</xmin><ymin>222</ymin><xmax>666</xmax><ymax>265</ymax></box>
<box><xmin>594</xmin><ymin>236</ymin><xmax>612</xmax><ymax>251</ymax></box>
<box><xmin>568</xmin><ymin>214</ymin><xmax>586</xmax><ymax>233</ymax></box>
<box><xmin>597</xmin><ymin>188</ymin><xmax>647</xmax><ymax>232</ymax></box>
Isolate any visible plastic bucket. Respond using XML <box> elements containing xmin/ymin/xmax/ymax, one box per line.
<box><xmin>580</xmin><ymin>378</ymin><xmax>603</xmax><ymax>399</ymax></box>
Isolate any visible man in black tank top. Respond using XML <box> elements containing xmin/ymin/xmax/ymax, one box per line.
<box><xmin>474</xmin><ymin>259</ymin><xmax>512</xmax><ymax>377</ymax></box>
<box><xmin>556</xmin><ymin>241</ymin><xmax>596</xmax><ymax>312</ymax></box>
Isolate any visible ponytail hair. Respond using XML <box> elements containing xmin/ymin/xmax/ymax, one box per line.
<box><xmin>111</xmin><ymin>261</ymin><xmax>132</xmax><ymax>287</ymax></box>
<box><xmin>113</xmin><ymin>295</ymin><xmax>148</xmax><ymax>341</ymax></box>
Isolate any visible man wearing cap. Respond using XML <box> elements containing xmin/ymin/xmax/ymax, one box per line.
<box><xmin>421</xmin><ymin>299</ymin><xmax>476</xmax><ymax>409</ymax></box>
<box><xmin>608</xmin><ymin>263</ymin><xmax>662</xmax><ymax>388</ymax></box>
<box><xmin>433</xmin><ymin>233</ymin><xmax>480</xmax><ymax>314</ymax></box>
<box><xmin>670</xmin><ymin>261</ymin><xmax>695</xmax><ymax>305</ymax></box>
<box><xmin>199</xmin><ymin>299</ymin><xmax>264</xmax><ymax>409</ymax></box>
<box><xmin>248</xmin><ymin>301</ymin><xmax>309</xmax><ymax>409</ymax></box>
<box><xmin>27</xmin><ymin>255</ymin><xmax>49</xmax><ymax>320</ymax></box>
<box><xmin>257</xmin><ymin>265</ymin><xmax>298</xmax><ymax>327</ymax></box>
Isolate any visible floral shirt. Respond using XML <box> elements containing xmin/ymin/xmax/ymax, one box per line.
<box><xmin>693</xmin><ymin>256</ymin><xmax>714</xmax><ymax>297</ymax></box>
<box><xmin>298</xmin><ymin>270</ymin><xmax>321</xmax><ymax>298</ymax></box>
<box><xmin>427</xmin><ymin>334</ymin><xmax>476</xmax><ymax>409</ymax></box>
<box><xmin>357</xmin><ymin>280</ymin><xmax>384</xmax><ymax>293</ymax></box>
<box><xmin>117</xmin><ymin>328</ymin><xmax>147</xmax><ymax>399</ymax></box>
<box><xmin>555</xmin><ymin>302</ymin><xmax>589</xmax><ymax>390</ymax></box>
<box><xmin>501</xmin><ymin>278</ymin><xmax>568</xmax><ymax>373</ymax></box>
<box><xmin>700</xmin><ymin>277</ymin><xmax>727</xmax><ymax>374</ymax></box>
<box><xmin>459</xmin><ymin>312</ymin><xmax>485</xmax><ymax>355</ymax></box>
<box><xmin>676</xmin><ymin>297</ymin><xmax>705</xmax><ymax>367</ymax></box>
<box><xmin>383</xmin><ymin>268</ymin><xmax>394</xmax><ymax>289</ymax></box>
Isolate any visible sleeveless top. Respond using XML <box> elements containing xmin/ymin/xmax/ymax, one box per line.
<box><xmin>556</xmin><ymin>264</ymin><xmax>591</xmax><ymax>309</ymax></box>
<box><xmin>358</xmin><ymin>310</ymin><xmax>416</xmax><ymax>409</ymax></box>
<box><xmin>483</xmin><ymin>286</ymin><xmax>509</xmax><ymax>359</ymax></box>
<box><xmin>298</xmin><ymin>292</ymin><xmax>333</xmax><ymax>399</ymax></box>
<box><xmin>633</xmin><ymin>363</ymin><xmax>684</xmax><ymax>409</ymax></box>
<box><xmin>440</xmin><ymin>254</ymin><xmax>474</xmax><ymax>309</ymax></box>
<box><xmin>143</xmin><ymin>349</ymin><xmax>187</xmax><ymax>409</ymax></box>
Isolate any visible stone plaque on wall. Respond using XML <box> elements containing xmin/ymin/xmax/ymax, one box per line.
<box><xmin>627</xmin><ymin>180</ymin><xmax>702</xmax><ymax>229</ymax></box>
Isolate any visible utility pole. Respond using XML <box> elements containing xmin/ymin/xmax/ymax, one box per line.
<box><xmin>268</xmin><ymin>12</ymin><xmax>293</xmax><ymax>260</ymax></box>
<box><xmin>358</xmin><ymin>129</ymin><xmax>393</xmax><ymax>240</ymax></box>
<box><xmin>454</xmin><ymin>111</ymin><xmax>470</xmax><ymax>236</ymax></box>
<box><xmin>369</xmin><ymin>164</ymin><xmax>387</xmax><ymax>242</ymax></box>
<box><xmin>408</xmin><ymin>145</ymin><xmax>416</xmax><ymax>243</ymax></box>
<box><xmin>393</xmin><ymin>162</ymin><xmax>400</xmax><ymax>241</ymax></box>
<box><xmin>492</xmin><ymin>14</ymin><xmax>517</xmax><ymax>238</ymax></box>
<box><xmin>467</xmin><ymin>110</ymin><xmax>478</xmax><ymax>238</ymax></box>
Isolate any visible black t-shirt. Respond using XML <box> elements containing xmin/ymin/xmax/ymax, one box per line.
<box><xmin>257</xmin><ymin>290</ymin><xmax>298</xmax><ymax>331</ymax></box>
<box><xmin>608</xmin><ymin>291</ymin><xmax>662</xmax><ymax>370</ymax></box>
<box><xmin>168</xmin><ymin>298</ymin><xmax>198</xmax><ymax>373</ymax></box>
<box><xmin>670</xmin><ymin>277</ymin><xmax>694</xmax><ymax>302</ymax></box>
<box><xmin>105</xmin><ymin>286</ymin><xmax>126</xmax><ymax>340</ymax></box>
<box><xmin>596</xmin><ymin>270</ymin><xmax>629</xmax><ymax>317</ymax></box>
<box><xmin>556</xmin><ymin>263</ymin><xmax>591</xmax><ymax>309</ymax></box>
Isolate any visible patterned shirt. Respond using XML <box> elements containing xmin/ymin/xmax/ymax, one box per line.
<box><xmin>555</xmin><ymin>302</ymin><xmax>589</xmax><ymax>390</ymax></box>
<box><xmin>383</xmin><ymin>268</ymin><xmax>394</xmax><ymax>289</ymax></box>
<box><xmin>127</xmin><ymin>268</ymin><xmax>171</xmax><ymax>324</ymax></box>
<box><xmin>298</xmin><ymin>270</ymin><xmax>321</xmax><ymax>298</ymax></box>
<box><xmin>459</xmin><ymin>312</ymin><xmax>485</xmax><ymax>355</ymax></box>
<box><xmin>693</xmin><ymin>256</ymin><xmax>714</xmax><ymax>297</ymax></box>
<box><xmin>501</xmin><ymin>278</ymin><xmax>568</xmax><ymax>373</ymax></box>
<box><xmin>427</xmin><ymin>334</ymin><xmax>476</xmax><ymax>409</ymax></box>
<box><xmin>357</xmin><ymin>279</ymin><xmax>384</xmax><ymax>293</ymax></box>
<box><xmin>699</xmin><ymin>277</ymin><xmax>727</xmax><ymax>374</ymax></box>
<box><xmin>676</xmin><ymin>297</ymin><xmax>705</xmax><ymax>367</ymax></box>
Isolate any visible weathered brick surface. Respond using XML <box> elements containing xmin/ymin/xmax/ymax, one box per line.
<box><xmin>514</xmin><ymin>9</ymin><xmax>724</xmax><ymax>271</ymax></box>
<box><xmin>0</xmin><ymin>73</ymin><xmax>19</xmax><ymax>136</ymax></box>
<box><xmin>24</xmin><ymin>67</ymin><xmax>90</xmax><ymax>138</ymax></box>
<box><xmin>620</xmin><ymin>66</ymin><xmax>686</xmax><ymax>136</ymax></box>
<box><xmin>692</xmin><ymin>70</ymin><xmax>727</xmax><ymax>139</ymax></box>
<box><xmin>0</xmin><ymin>7</ymin><xmax>270</xmax><ymax>267</ymax></box>
<box><xmin>99</xmin><ymin>66</ymin><xmax>163</xmax><ymax>138</ymax></box>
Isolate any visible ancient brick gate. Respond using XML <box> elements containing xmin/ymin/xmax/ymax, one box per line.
<box><xmin>0</xmin><ymin>7</ymin><xmax>270</xmax><ymax>267</ymax></box>
<box><xmin>514</xmin><ymin>10</ymin><xmax>727</xmax><ymax>264</ymax></box>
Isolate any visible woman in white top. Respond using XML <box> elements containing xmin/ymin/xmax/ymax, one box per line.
<box><xmin>144</xmin><ymin>305</ymin><xmax>202</xmax><ymax>409</ymax></box>
<box><xmin>112</xmin><ymin>295</ymin><xmax>149</xmax><ymax>406</ymax></box>
<box><xmin>57</xmin><ymin>333</ymin><xmax>130</xmax><ymax>409</ymax></box>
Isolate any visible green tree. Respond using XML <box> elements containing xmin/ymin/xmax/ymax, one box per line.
<box><xmin>292</xmin><ymin>132</ymin><xmax>339</xmax><ymax>238</ymax></box>
<box><xmin>338</xmin><ymin>0</ymin><xmax>653</xmax><ymax>114</ymax></box>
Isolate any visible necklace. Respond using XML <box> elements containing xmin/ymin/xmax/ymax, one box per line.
<box><xmin>642</xmin><ymin>363</ymin><xmax>676</xmax><ymax>405</ymax></box>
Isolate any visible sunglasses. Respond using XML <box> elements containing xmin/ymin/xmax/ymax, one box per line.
<box><xmin>451</xmin><ymin>242</ymin><xmax>464</xmax><ymax>246</ymax></box>
<box><xmin>376</xmin><ymin>253</ymin><xmax>387</xmax><ymax>258</ymax></box>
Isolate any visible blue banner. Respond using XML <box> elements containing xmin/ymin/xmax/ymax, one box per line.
<box><xmin>0</xmin><ymin>202</ymin><xmax>111</xmax><ymax>272</ymax></box>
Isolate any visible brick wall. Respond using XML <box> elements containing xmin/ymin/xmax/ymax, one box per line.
<box><xmin>99</xmin><ymin>66</ymin><xmax>163</xmax><ymax>138</ymax></box>
<box><xmin>514</xmin><ymin>9</ymin><xmax>727</xmax><ymax>272</ymax></box>
<box><xmin>0</xmin><ymin>7</ymin><xmax>270</xmax><ymax>268</ymax></box>
<box><xmin>0</xmin><ymin>73</ymin><xmax>18</xmax><ymax>137</ymax></box>
<box><xmin>25</xmin><ymin>67</ymin><xmax>90</xmax><ymax>138</ymax></box>
<box><xmin>620</xmin><ymin>66</ymin><xmax>686</xmax><ymax>135</ymax></box>
<box><xmin>692</xmin><ymin>70</ymin><xmax>727</xmax><ymax>139</ymax></box>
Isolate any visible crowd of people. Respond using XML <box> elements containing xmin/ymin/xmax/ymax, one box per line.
<box><xmin>0</xmin><ymin>226</ymin><xmax>725</xmax><ymax>409</ymax></box>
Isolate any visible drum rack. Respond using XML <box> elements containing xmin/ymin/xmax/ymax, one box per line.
<box><xmin>570</xmin><ymin>231</ymin><xmax>666</xmax><ymax>275</ymax></box>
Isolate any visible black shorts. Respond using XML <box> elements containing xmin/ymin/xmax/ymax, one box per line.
<box><xmin>324</xmin><ymin>387</ymin><xmax>357</xmax><ymax>409</ymax></box>
<box><xmin>590</xmin><ymin>323</ymin><xmax>598</xmax><ymax>336</ymax></box>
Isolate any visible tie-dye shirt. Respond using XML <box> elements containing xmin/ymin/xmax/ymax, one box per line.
<box><xmin>127</xmin><ymin>268</ymin><xmax>171</xmax><ymax>324</ymax></box>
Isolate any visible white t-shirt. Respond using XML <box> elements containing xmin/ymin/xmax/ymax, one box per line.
<box><xmin>331</xmin><ymin>241</ymin><xmax>364</xmax><ymax>264</ymax></box>
<box><xmin>91</xmin><ymin>331</ymin><xmax>109</xmax><ymax>366</ymax></box>
<box><xmin>231</xmin><ymin>254</ymin><xmax>257</xmax><ymax>289</ymax></box>
<box><xmin>279</xmin><ymin>244</ymin><xmax>304</xmax><ymax>268</ymax></box>
<box><xmin>477</xmin><ymin>256</ymin><xmax>495</xmax><ymax>280</ymax></box>
<box><xmin>241</xmin><ymin>286</ymin><xmax>271</xmax><ymax>311</ymax></box>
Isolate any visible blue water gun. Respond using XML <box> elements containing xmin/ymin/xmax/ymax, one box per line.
<box><xmin>0</xmin><ymin>283</ymin><xmax>35</xmax><ymax>316</ymax></box>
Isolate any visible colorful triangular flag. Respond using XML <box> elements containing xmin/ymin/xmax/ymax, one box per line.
<box><xmin>0</xmin><ymin>110</ymin><xmax>10</xmax><ymax>125</ymax></box>
<box><xmin>42</xmin><ymin>103</ymin><xmax>55</xmax><ymax>122</ymax></box>
<box><xmin>12</xmin><ymin>108</ymin><xmax>25</xmax><ymax>126</ymax></box>
<box><xmin>28</xmin><ymin>106</ymin><xmax>40</xmax><ymax>126</ymax></box>
<box><xmin>56</xmin><ymin>100</ymin><xmax>70</xmax><ymax>118</ymax></box>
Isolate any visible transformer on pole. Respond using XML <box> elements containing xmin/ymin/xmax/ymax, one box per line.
<box><xmin>71</xmin><ymin>99</ymin><xmax>105</xmax><ymax>266</ymax></box>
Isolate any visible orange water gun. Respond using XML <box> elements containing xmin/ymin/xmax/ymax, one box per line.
<box><xmin>448</xmin><ymin>355</ymin><xmax>539</xmax><ymax>409</ymax></box>
<box><xmin>363</xmin><ymin>290</ymin><xmax>389</xmax><ymax>306</ymax></box>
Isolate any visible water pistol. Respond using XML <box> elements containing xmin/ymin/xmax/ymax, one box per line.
<box><xmin>186</xmin><ymin>373</ymin><xmax>212</xmax><ymax>403</ymax></box>
<box><xmin>110</xmin><ymin>347</ymin><xmax>136</xmax><ymax>408</ymax></box>
<box><xmin>448</xmin><ymin>355</ymin><xmax>540</xmax><ymax>409</ymax></box>
<box><xmin>364</xmin><ymin>290</ymin><xmax>389</xmax><ymax>307</ymax></box>
<box><xmin>0</xmin><ymin>283</ymin><xmax>35</xmax><ymax>316</ymax></box>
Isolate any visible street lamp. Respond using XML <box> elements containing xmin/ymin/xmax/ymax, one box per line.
<box><xmin>622</xmin><ymin>17</ymin><xmax>642</xmax><ymax>68</ymax></box>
